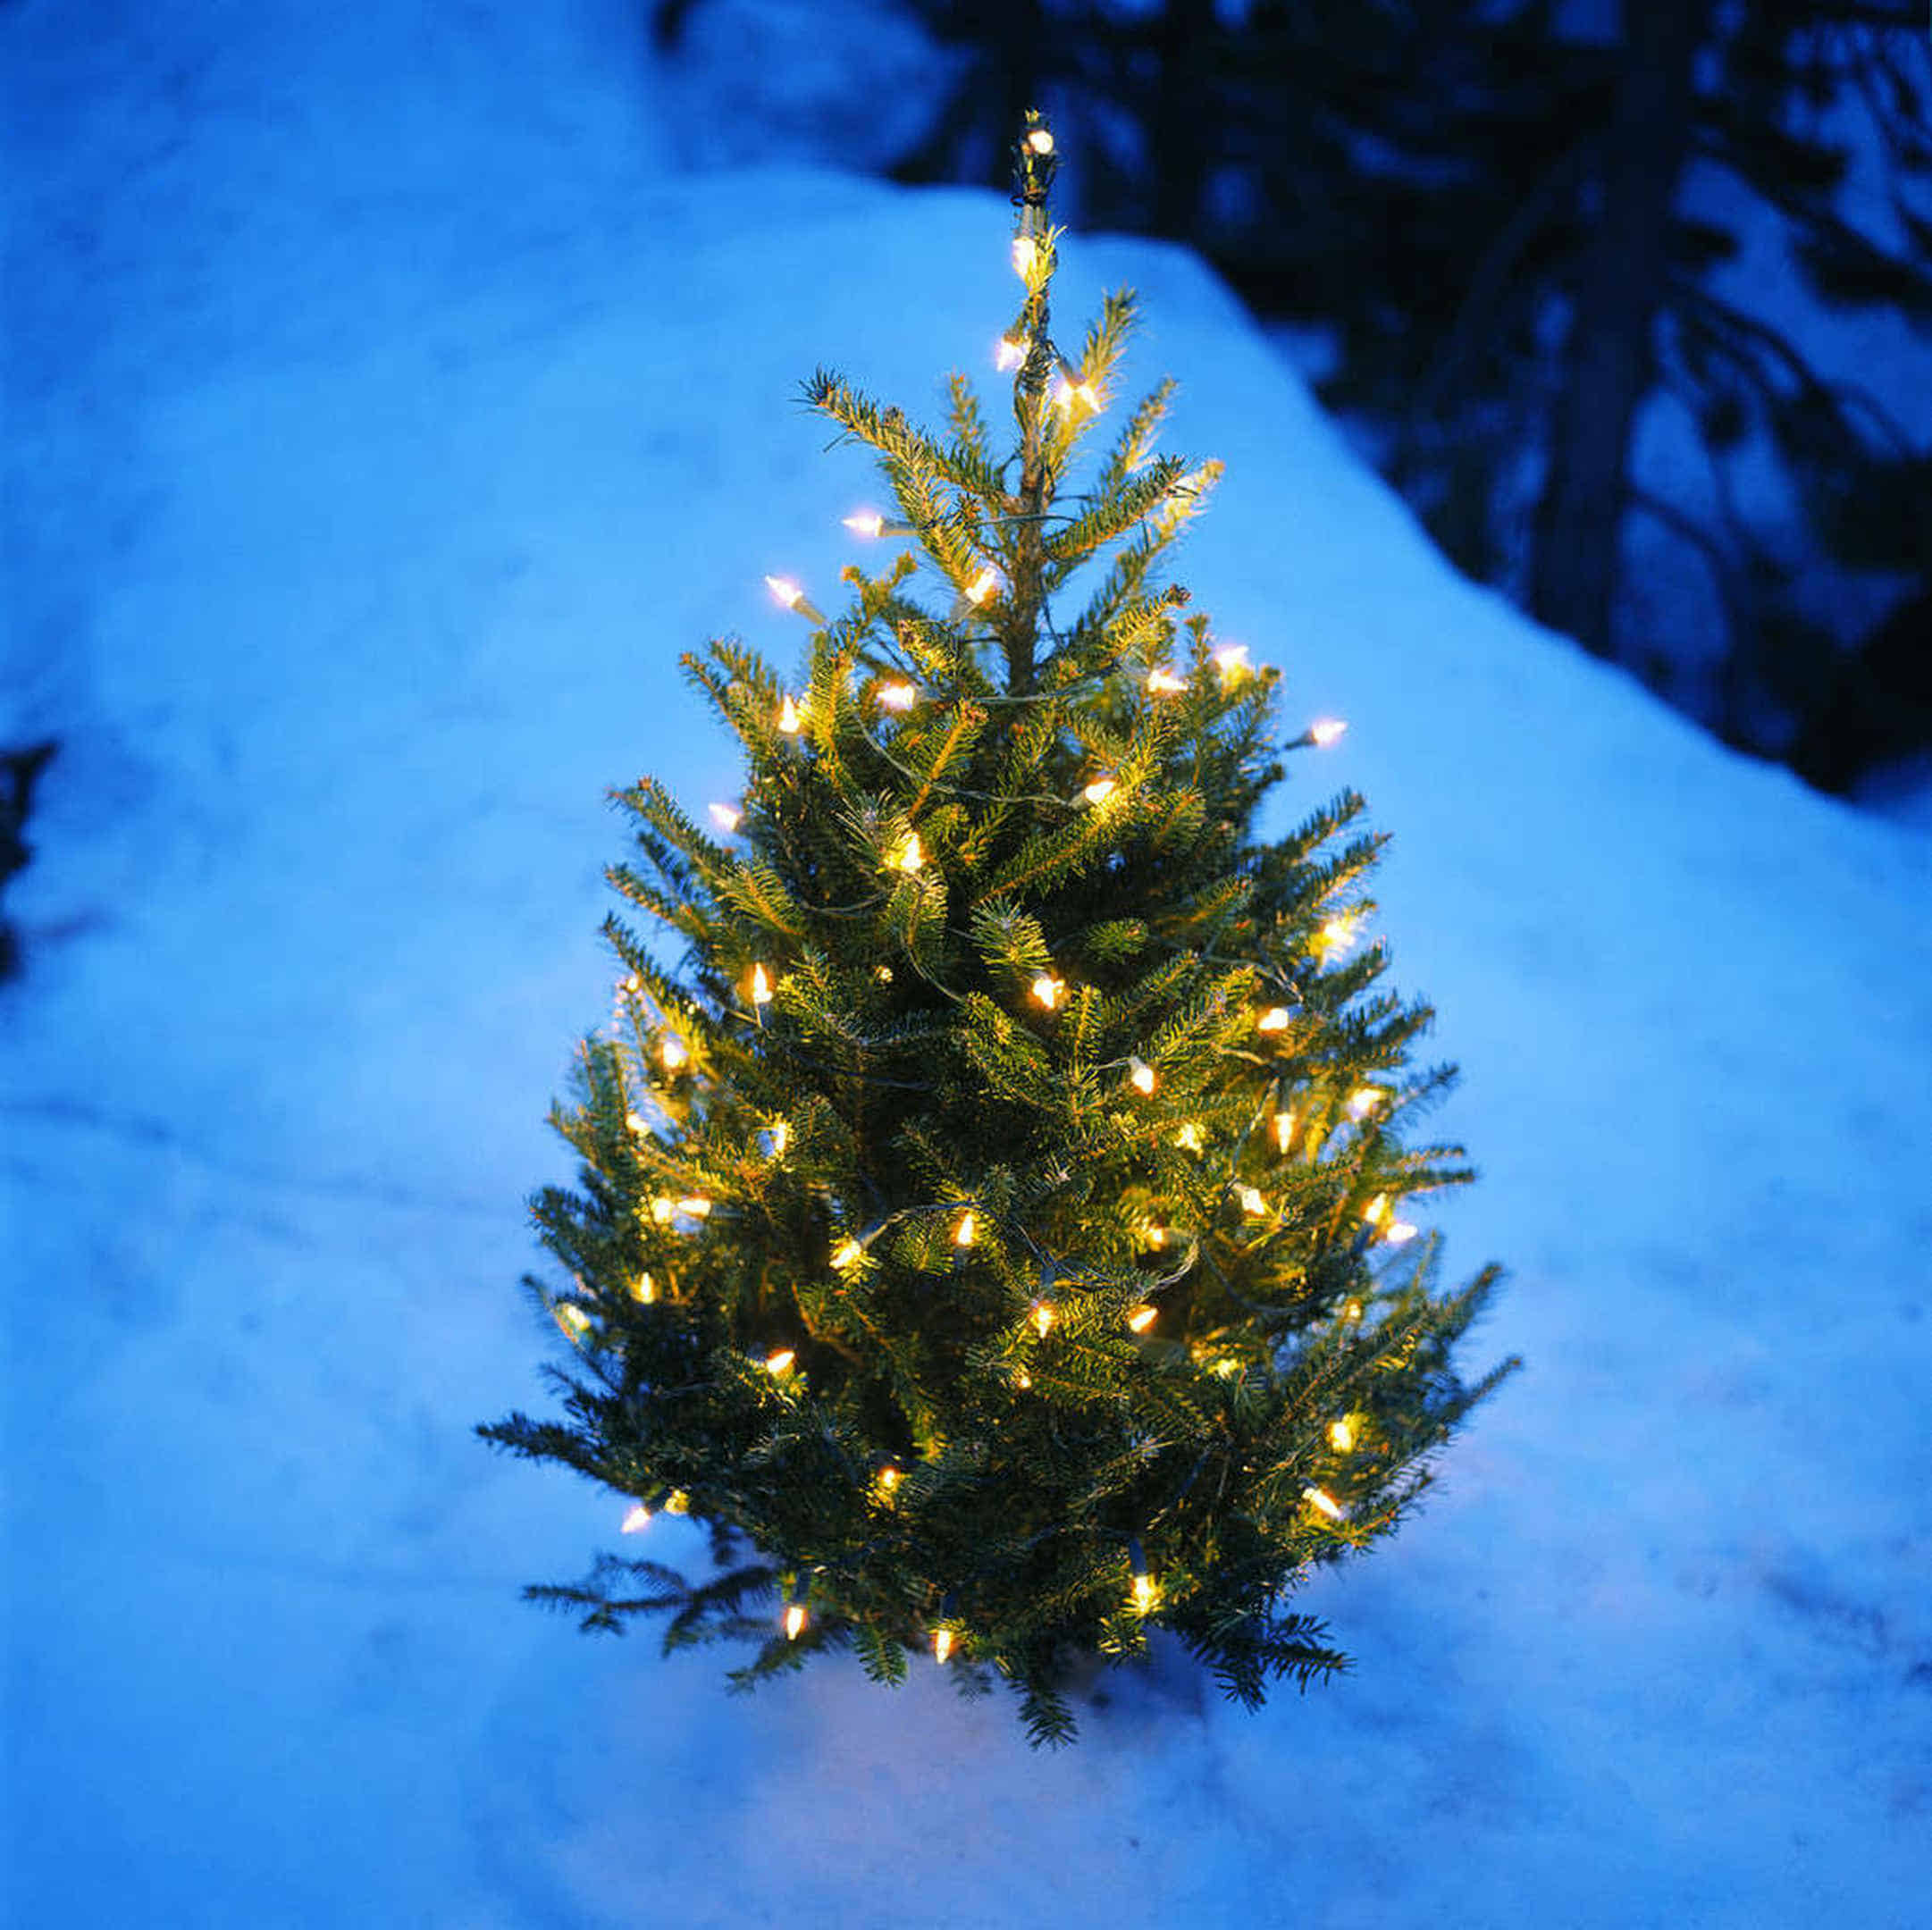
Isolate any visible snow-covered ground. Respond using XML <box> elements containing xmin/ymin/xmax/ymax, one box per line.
<box><xmin>5</xmin><ymin>5</ymin><xmax>1930</xmax><ymax>1925</ymax></box>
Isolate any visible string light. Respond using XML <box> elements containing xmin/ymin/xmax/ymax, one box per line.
<box><xmin>1303</xmin><ymin>1486</ymin><xmax>1346</xmax><ymax>1521</ymax></box>
<box><xmin>1147</xmin><ymin>666</ymin><xmax>1187</xmax><ymax>694</ymax></box>
<box><xmin>554</xmin><ymin>1303</ymin><xmax>592</xmax><ymax>1340</ymax></box>
<box><xmin>1081</xmin><ymin>776</ymin><xmax>1117</xmax><ymax>805</ymax></box>
<box><xmin>1315</xmin><ymin>914</ymin><xmax>1358</xmax><ymax>960</ymax></box>
<box><xmin>626</xmin><ymin>1110</ymin><xmax>649</xmax><ymax>1136</ymax></box>
<box><xmin>954</xmin><ymin>1210</ymin><xmax>978</xmax><ymax>1247</ymax></box>
<box><xmin>764</xmin><ymin>1347</ymin><xmax>795</xmax><ymax>1377</ymax></box>
<box><xmin>766</xmin><ymin>1120</ymin><xmax>791</xmax><ymax>1157</ymax></box>
<box><xmin>632</xmin><ymin>1272</ymin><xmax>657</xmax><ymax>1304</ymax></box>
<box><xmin>1025</xmin><ymin>127</ymin><xmax>1054</xmax><ymax>155</ymax></box>
<box><xmin>1053</xmin><ymin>372</ymin><xmax>1100</xmax><ymax>415</ymax></box>
<box><xmin>1363</xmin><ymin>1193</ymin><xmax>1391</xmax><ymax>1228</ymax></box>
<box><xmin>1032</xmin><ymin>1301</ymin><xmax>1054</xmax><ymax>1338</ymax></box>
<box><xmin>620</xmin><ymin>972</ymin><xmax>643</xmax><ymax>995</ymax></box>
<box><xmin>876</xmin><ymin>1464</ymin><xmax>902</xmax><ymax>1497</ymax></box>
<box><xmin>1310</xmin><ymin>718</ymin><xmax>1348</xmax><ymax>747</ymax></box>
<box><xmin>1138</xmin><ymin>1223</ymin><xmax>1168</xmax><ymax>1249</ymax></box>
<box><xmin>1273</xmin><ymin>1108</ymin><xmax>1297</xmax><ymax>1153</ymax></box>
<box><xmin>843</xmin><ymin>510</ymin><xmax>886</xmax><ymax>537</ymax></box>
<box><xmin>1130</xmin><ymin>1057</ymin><xmax>1156</xmax><ymax>1095</ymax></box>
<box><xmin>964</xmin><ymin>566</ymin><xmax>1000</xmax><ymax>605</ymax></box>
<box><xmin>1212</xmin><ymin>1356</ymin><xmax>1240</xmax><ymax>1378</ymax></box>
<box><xmin>1127</xmin><ymin>1305</ymin><xmax>1157</xmax><ymax>1334</ymax></box>
<box><xmin>1012</xmin><ymin>235</ymin><xmax>1037</xmax><ymax>277</ymax></box>
<box><xmin>878</xmin><ymin>679</ymin><xmax>918</xmax><ymax>711</ymax></box>
<box><xmin>1329</xmin><ymin>1417</ymin><xmax>1356</xmax><ymax>1453</ymax></box>
<box><xmin>1213</xmin><ymin>643</ymin><xmax>1250</xmax><ymax>677</ymax></box>
<box><xmin>784</xmin><ymin>1602</ymin><xmax>808</xmax><ymax>1640</ymax></box>
<box><xmin>1130</xmin><ymin>1543</ymin><xmax>1158</xmax><ymax>1614</ymax></box>
<box><xmin>764</xmin><ymin>575</ymin><xmax>825</xmax><ymax>624</ymax></box>
<box><xmin>651</xmin><ymin>1196</ymin><xmax>676</xmax><ymax>1224</ymax></box>
<box><xmin>831</xmin><ymin>1238</ymin><xmax>863</xmax><ymax>1271</ymax></box>
<box><xmin>709</xmin><ymin>801</ymin><xmax>743</xmax><ymax>833</ymax></box>
<box><xmin>659</xmin><ymin>1035</ymin><xmax>688</xmax><ymax>1071</ymax></box>
<box><xmin>1236</xmin><ymin>1185</ymin><xmax>1266</xmax><ymax>1215</ymax></box>
<box><xmin>1347</xmin><ymin>1087</ymin><xmax>1383</xmax><ymax>1120</ymax></box>
<box><xmin>673</xmin><ymin>1196</ymin><xmax>710</xmax><ymax>1219</ymax></box>
<box><xmin>777</xmin><ymin>693</ymin><xmax>804</xmax><ymax>734</ymax></box>
<box><xmin>895</xmin><ymin>831</ymin><xmax>925</xmax><ymax>873</ymax></box>
<box><xmin>1342</xmin><ymin>1298</ymin><xmax>1364</xmax><ymax>1323</ymax></box>
<box><xmin>1030</xmin><ymin>973</ymin><xmax>1065</xmax><ymax>1010</ymax></box>
<box><xmin>665</xmin><ymin>1489</ymin><xmax>690</xmax><ymax>1515</ymax></box>
<box><xmin>621</xmin><ymin>1502</ymin><xmax>652</xmax><ymax>1533</ymax></box>
<box><xmin>1013</xmin><ymin>1369</ymin><xmax>1032</xmax><ymax>1389</ymax></box>
<box><xmin>995</xmin><ymin>333</ymin><xmax>1029</xmax><ymax>372</ymax></box>
<box><xmin>750</xmin><ymin>963</ymin><xmax>773</xmax><ymax>1006</ymax></box>
<box><xmin>1385</xmin><ymin>1221</ymin><xmax>1419</xmax><ymax>1245</ymax></box>
<box><xmin>1176</xmin><ymin>1122</ymin><xmax>1203</xmax><ymax>1152</ymax></box>
<box><xmin>1256</xmin><ymin>1006</ymin><xmax>1290</xmax><ymax>1033</ymax></box>
<box><xmin>933</xmin><ymin>1626</ymin><xmax>955</xmax><ymax>1664</ymax></box>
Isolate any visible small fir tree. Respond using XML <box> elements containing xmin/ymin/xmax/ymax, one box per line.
<box><xmin>482</xmin><ymin>117</ymin><xmax>1516</xmax><ymax>1747</ymax></box>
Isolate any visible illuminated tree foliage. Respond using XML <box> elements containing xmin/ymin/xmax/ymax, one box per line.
<box><xmin>482</xmin><ymin>118</ymin><xmax>1516</xmax><ymax>1747</ymax></box>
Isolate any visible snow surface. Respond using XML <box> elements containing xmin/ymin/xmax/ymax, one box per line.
<box><xmin>5</xmin><ymin>5</ymin><xmax>1931</xmax><ymax>1926</ymax></box>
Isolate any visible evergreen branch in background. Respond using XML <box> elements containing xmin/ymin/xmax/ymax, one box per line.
<box><xmin>481</xmin><ymin>115</ymin><xmax>1516</xmax><ymax>1747</ymax></box>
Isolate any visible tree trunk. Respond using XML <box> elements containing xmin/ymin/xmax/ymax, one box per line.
<box><xmin>1529</xmin><ymin>0</ymin><xmax>1709</xmax><ymax>659</ymax></box>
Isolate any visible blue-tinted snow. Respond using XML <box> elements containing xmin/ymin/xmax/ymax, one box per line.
<box><xmin>4</xmin><ymin>5</ymin><xmax>1929</xmax><ymax>1926</ymax></box>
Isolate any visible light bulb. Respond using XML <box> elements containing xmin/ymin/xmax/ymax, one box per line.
<box><xmin>1025</xmin><ymin>127</ymin><xmax>1054</xmax><ymax>155</ymax></box>
<box><xmin>620</xmin><ymin>972</ymin><xmax>643</xmax><ymax>994</ymax></box>
<box><xmin>764</xmin><ymin>1347</ymin><xmax>795</xmax><ymax>1376</ymax></box>
<box><xmin>933</xmin><ymin>1626</ymin><xmax>955</xmax><ymax>1664</ymax></box>
<box><xmin>1272</xmin><ymin>1109</ymin><xmax>1297</xmax><ymax>1153</ymax></box>
<box><xmin>1303</xmin><ymin>1486</ymin><xmax>1345</xmax><ymax>1521</ymax></box>
<box><xmin>1082</xmin><ymin>776</ymin><xmax>1117</xmax><ymax>805</ymax></box>
<box><xmin>1176</xmin><ymin>1122</ymin><xmax>1203</xmax><ymax>1152</ymax></box>
<box><xmin>784</xmin><ymin>1603</ymin><xmax>808</xmax><ymax>1640</ymax></box>
<box><xmin>877</xmin><ymin>1464</ymin><xmax>902</xmax><ymax>1495</ymax></box>
<box><xmin>621</xmin><ymin>1502</ymin><xmax>652</xmax><ymax>1533</ymax></box>
<box><xmin>1328</xmin><ymin>1417</ymin><xmax>1355</xmax><ymax>1453</ymax></box>
<box><xmin>895</xmin><ymin>831</ymin><xmax>925</xmax><ymax>873</ymax></box>
<box><xmin>765</xmin><ymin>575</ymin><xmax>803</xmax><ymax>610</ymax></box>
<box><xmin>831</xmin><ymin>1238</ymin><xmax>863</xmax><ymax>1271</ymax></box>
<box><xmin>659</xmin><ymin>1035</ymin><xmax>688</xmax><ymax>1071</ymax></box>
<box><xmin>554</xmin><ymin>1304</ymin><xmax>591</xmax><ymax>1340</ymax></box>
<box><xmin>767</xmin><ymin>1120</ymin><xmax>790</xmax><ymax>1157</ymax></box>
<box><xmin>1315</xmin><ymin>914</ymin><xmax>1357</xmax><ymax>959</ymax></box>
<box><xmin>1013</xmin><ymin>1369</ymin><xmax>1032</xmax><ymax>1389</ymax></box>
<box><xmin>965</xmin><ymin>566</ymin><xmax>999</xmax><ymax>605</ymax></box>
<box><xmin>1012</xmin><ymin>234</ymin><xmax>1037</xmax><ymax>277</ymax></box>
<box><xmin>1147</xmin><ymin>667</ymin><xmax>1187</xmax><ymax>694</ymax></box>
<box><xmin>1131</xmin><ymin>1571</ymin><xmax>1157</xmax><ymax>1614</ymax></box>
<box><xmin>844</xmin><ymin>510</ymin><xmax>886</xmax><ymax>538</ymax></box>
<box><xmin>995</xmin><ymin>333</ymin><xmax>1029</xmax><ymax>372</ymax></box>
<box><xmin>1030</xmin><ymin>973</ymin><xmax>1064</xmax><ymax>1010</ymax></box>
<box><xmin>665</xmin><ymin>1489</ymin><xmax>690</xmax><ymax>1515</ymax></box>
<box><xmin>1311</xmin><ymin>718</ymin><xmax>1348</xmax><ymax>747</ymax></box>
<box><xmin>1347</xmin><ymin>1087</ymin><xmax>1382</xmax><ymax>1120</ymax></box>
<box><xmin>709</xmin><ymin>801</ymin><xmax>743</xmax><ymax>833</ymax></box>
<box><xmin>1213</xmin><ymin>643</ymin><xmax>1250</xmax><ymax>677</ymax></box>
<box><xmin>878</xmin><ymin>679</ymin><xmax>918</xmax><ymax>711</ymax></box>
<box><xmin>1256</xmin><ymin>1006</ymin><xmax>1290</xmax><ymax>1033</ymax></box>
<box><xmin>750</xmin><ymin>963</ymin><xmax>773</xmax><ymax>1005</ymax></box>
<box><xmin>676</xmin><ymin>1196</ymin><xmax>712</xmax><ymax>1219</ymax></box>
<box><xmin>777</xmin><ymin>694</ymin><xmax>803</xmax><ymax>734</ymax></box>
<box><xmin>651</xmin><ymin>1196</ymin><xmax>676</xmax><ymax>1224</ymax></box>
<box><xmin>1139</xmin><ymin>1224</ymin><xmax>1167</xmax><ymax>1249</ymax></box>
<box><xmin>1130</xmin><ymin>1057</ymin><xmax>1156</xmax><ymax>1095</ymax></box>
<box><xmin>632</xmin><ymin>1272</ymin><xmax>657</xmax><ymax>1304</ymax></box>
<box><xmin>1237</xmin><ymin>1185</ymin><xmax>1266</xmax><ymax>1215</ymax></box>
<box><xmin>1212</xmin><ymin>1356</ymin><xmax>1240</xmax><ymax>1378</ymax></box>
<box><xmin>1385</xmin><ymin>1220</ymin><xmax>1419</xmax><ymax>1245</ymax></box>
<box><xmin>1032</xmin><ymin>1301</ymin><xmax>1054</xmax><ymax>1338</ymax></box>
<box><xmin>1127</xmin><ymin>1305</ymin><xmax>1156</xmax><ymax>1334</ymax></box>
<box><xmin>954</xmin><ymin>1210</ymin><xmax>977</xmax><ymax>1247</ymax></box>
<box><xmin>1342</xmin><ymin>1298</ymin><xmax>1364</xmax><ymax>1323</ymax></box>
<box><xmin>626</xmin><ymin>1111</ymin><xmax>648</xmax><ymax>1136</ymax></box>
<box><xmin>1364</xmin><ymin>1193</ymin><xmax>1391</xmax><ymax>1227</ymax></box>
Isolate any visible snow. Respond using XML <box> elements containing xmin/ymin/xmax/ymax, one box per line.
<box><xmin>5</xmin><ymin>4</ymin><xmax>1930</xmax><ymax>1925</ymax></box>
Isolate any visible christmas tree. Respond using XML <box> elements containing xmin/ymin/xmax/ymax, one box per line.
<box><xmin>482</xmin><ymin>115</ymin><xmax>1517</xmax><ymax>1747</ymax></box>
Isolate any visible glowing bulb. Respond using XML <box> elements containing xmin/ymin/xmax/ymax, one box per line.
<box><xmin>1176</xmin><ymin>1122</ymin><xmax>1203</xmax><ymax>1152</ymax></box>
<box><xmin>1012</xmin><ymin>235</ymin><xmax>1037</xmax><ymax>277</ymax></box>
<box><xmin>895</xmin><ymin>831</ymin><xmax>925</xmax><ymax>873</ymax></box>
<box><xmin>995</xmin><ymin>333</ymin><xmax>1029</xmax><ymax>372</ymax></box>
<box><xmin>1213</xmin><ymin>643</ymin><xmax>1250</xmax><ymax>677</ymax></box>
<box><xmin>1342</xmin><ymin>1298</ymin><xmax>1364</xmax><ymax>1323</ymax></box>
<box><xmin>709</xmin><ymin>801</ymin><xmax>743</xmax><ymax>833</ymax></box>
<box><xmin>878</xmin><ymin>679</ymin><xmax>918</xmax><ymax>711</ymax></box>
<box><xmin>626</xmin><ymin>1111</ymin><xmax>648</xmax><ymax>1136</ymax></box>
<box><xmin>1081</xmin><ymin>776</ymin><xmax>1117</xmax><ymax>805</ymax></box>
<box><xmin>1364</xmin><ymin>1193</ymin><xmax>1391</xmax><ymax>1227</ymax></box>
<box><xmin>777</xmin><ymin>694</ymin><xmax>803</xmax><ymax>734</ymax></box>
<box><xmin>1256</xmin><ymin>1006</ymin><xmax>1290</xmax><ymax>1033</ymax></box>
<box><xmin>877</xmin><ymin>1464</ymin><xmax>902</xmax><ymax>1495</ymax></box>
<box><xmin>844</xmin><ymin>510</ymin><xmax>886</xmax><ymax>537</ymax></box>
<box><xmin>750</xmin><ymin>963</ymin><xmax>773</xmax><ymax>1005</ymax></box>
<box><xmin>1311</xmin><ymin>717</ymin><xmax>1348</xmax><ymax>747</ymax></box>
<box><xmin>1139</xmin><ymin>1224</ymin><xmax>1168</xmax><ymax>1249</ymax></box>
<box><xmin>1347</xmin><ymin>1087</ymin><xmax>1382</xmax><ymax>1120</ymax></box>
<box><xmin>1131</xmin><ymin>1572</ymin><xmax>1157</xmax><ymax>1614</ymax></box>
<box><xmin>1273</xmin><ymin>1109</ymin><xmax>1297</xmax><ymax>1154</ymax></box>
<box><xmin>1329</xmin><ymin>1418</ymin><xmax>1356</xmax><ymax>1453</ymax></box>
<box><xmin>632</xmin><ymin>1272</ymin><xmax>657</xmax><ymax>1305</ymax></box>
<box><xmin>676</xmin><ymin>1196</ymin><xmax>713</xmax><ymax>1219</ymax></box>
<box><xmin>767</xmin><ymin>1120</ymin><xmax>791</xmax><ymax>1157</ymax></box>
<box><xmin>765</xmin><ymin>575</ymin><xmax>803</xmax><ymax>610</ymax></box>
<box><xmin>1030</xmin><ymin>974</ymin><xmax>1065</xmax><ymax>1010</ymax></box>
<box><xmin>1304</xmin><ymin>1486</ymin><xmax>1345</xmax><ymax>1521</ymax></box>
<box><xmin>1127</xmin><ymin>1305</ymin><xmax>1156</xmax><ymax>1335</ymax></box>
<box><xmin>1032</xmin><ymin>1301</ymin><xmax>1054</xmax><ymax>1338</ymax></box>
<box><xmin>1385</xmin><ymin>1220</ymin><xmax>1419</xmax><ymax>1245</ymax></box>
<box><xmin>784</xmin><ymin>1603</ymin><xmax>808</xmax><ymax>1640</ymax></box>
<box><xmin>764</xmin><ymin>1347</ymin><xmax>795</xmax><ymax>1376</ymax></box>
<box><xmin>659</xmin><ymin>1035</ymin><xmax>688</xmax><ymax>1071</ymax></box>
<box><xmin>554</xmin><ymin>1303</ymin><xmax>591</xmax><ymax>1340</ymax></box>
<box><xmin>621</xmin><ymin>1502</ymin><xmax>652</xmax><ymax>1533</ymax></box>
<box><xmin>1025</xmin><ymin>127</ymin><xmax>1054</xmax><ymax>155</ymax></box>
<box><xmin>1013</xmin><ymin>1370</ymin><xmax>1032</xmax><ymax>1389</ymax></box>
<box><xmin>964</xmin><ymin>566</ymin><xmax>999</xmax><ymax>605</ymax></box>
<box><xmin>1130</xmin><ymin>1058</ymin><xmax>1156</xmax><ymax>1095</ymax></box>
<box><xmin>831</xmin><ymin>1238</ymin><xmax>863</xmax><ymax>1271</ymax></box>
<box><xmin>875</xmin><ymin>964</ymin><xmax>894</xmax><ymax>983</ymax></box>
<box><xmin>1053</xmin><ymin>373</ymin><xmax>1100</xmax><ymax>415</ymax></box>
<box><xmin>1315</xmin><ymin>915</ymin><xmax>1357</xmax><ymax>959</ymax></box>
<box><xmin>1213</xmin><ymin>1356</ymin><xmax>1240</xmax><ymax>1378</ymax></box>
<box><xmin>1147</xmin><ymin>667</ymin><xmax>1186</xmax><ymax>694</ymax></box>
<box><xmin>1237</xmin><ymin>1185</ymin><xmax>1266</xmax><ymax>1215</ymax></box>
<box><xmin>665</xmin><ymin>1489</ymin><xmax>690</xmax><ymax>1515</ymax></box>
<box><xmin>651</xmin><ymin>1196</ymin><xmax>676</xmax><ymax>1223</ymax></box>
<box><xmin>621</xmin><ymin>972</ymin><xmax>643</xmax><ymax>994</ymax></box>
<box><xmin>933</xmin><ymin>1626</ymin><xmax>955</xmax><ymax>1664</ymax></box>
<box><xmin>954</xmin><ymin>1211</ymin><xmax>977</xmax><ymax>1247</ymax></box>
